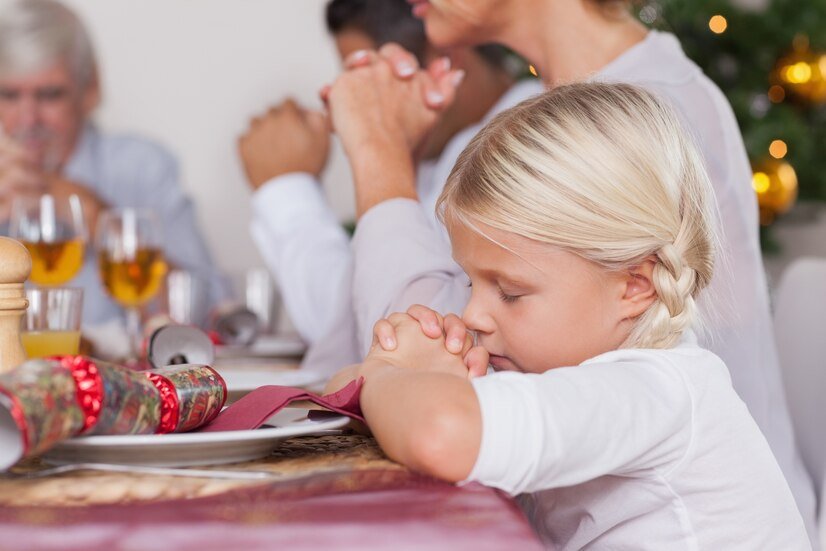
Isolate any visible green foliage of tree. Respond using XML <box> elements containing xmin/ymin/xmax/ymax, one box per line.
<box><xmin>645</xmin><ymin>0</ymin><xmax>825</xmax><ymax>204</ymax></box>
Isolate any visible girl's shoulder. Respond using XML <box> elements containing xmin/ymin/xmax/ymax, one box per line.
<box><xmin>583</xmin><ymin>330</ymin><xmax>712</xmax><ymax>362</ymax></box>
<box><xmin>579</xmin><ymin>332</ymin><xmax>732</xmax><ymax>390</ymax></box>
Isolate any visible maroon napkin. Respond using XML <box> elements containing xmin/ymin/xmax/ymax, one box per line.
<box><xmin>197</xmin><ymin>378</ymin><xmax>365</xmax><ymax>432</ymax></box>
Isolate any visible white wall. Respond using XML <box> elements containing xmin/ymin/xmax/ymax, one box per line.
<box><xmin>11</xmin><ymin>0</ymin><xmax>816</xmax><ymax>296</ymax></box>
<box><xmin>57</xmin><ymin>0</ymin><xmax>356</xmax><ymax>279</ymax></box>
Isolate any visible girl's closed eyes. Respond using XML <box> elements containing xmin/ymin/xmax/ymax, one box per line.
<box><xmin>497</xmin><ymin>288</ymin><xmax>520</xmax><ymax>303</ymax></box>
<box><xmin>465</xmin><ymin>276</ymin><xmax>527</xmax><ymax>304</ymax></box>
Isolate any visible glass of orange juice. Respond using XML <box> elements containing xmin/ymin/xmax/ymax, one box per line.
<box><xmin>22</xmin><ymin>288</ymin><xmax>83</xmax><ymax>358</ymax></box>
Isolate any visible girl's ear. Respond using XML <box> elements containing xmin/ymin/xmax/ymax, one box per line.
<box><xmin>620</xmin><ymin>257</ymin><xmax>658</xmax><ymax>320</ymax></box>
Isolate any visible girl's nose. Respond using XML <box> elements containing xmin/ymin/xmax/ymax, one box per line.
<box><xmin>462</xmin><ymin>294</ymin><xmax>495</xmax><ymax>335</ymax></box>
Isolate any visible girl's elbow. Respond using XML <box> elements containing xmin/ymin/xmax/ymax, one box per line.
<box><xmin>407</xmin><ymin>404</ymin><xmax>480</xmax><ymax>482</ymax></box>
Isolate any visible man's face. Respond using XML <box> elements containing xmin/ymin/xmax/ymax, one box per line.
<box><xmin>0</xmin><ymin>62</ymin><xmax>95</xmax><ymax>171</ymax></box>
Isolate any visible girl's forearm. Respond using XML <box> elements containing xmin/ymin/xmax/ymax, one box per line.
<box><xmin>358</xmin><ymin>362</ymin><xmax>482</xmax><ymax>482</ymax></box>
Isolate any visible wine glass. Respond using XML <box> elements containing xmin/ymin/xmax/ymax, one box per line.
<box><xmin>96</xmin><ymin>208</ymin><xmax>168</xmax><ymax>356</ymax></box>
<box><xmin>10</xmin><ymin>193</ymin><xmax>86</xmax><ymax>286</ymax></box>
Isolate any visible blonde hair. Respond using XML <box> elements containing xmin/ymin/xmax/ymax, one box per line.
<box><xmin>438</xmin><ymin>82</ymin><xmax>718</xmax><ymax>349</ymax></box>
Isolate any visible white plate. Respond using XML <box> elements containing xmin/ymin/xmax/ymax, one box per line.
<box><xmin>216</xmin><ymin>368</ymin><xmax>325</xmax><ymax>394</ymax></box>
<box><xmin>43</xmin><ymin>409</ymin><xmax>350</xmax><ymax>467</ymax></box>
<box><xmin>216</xmin><ymin>334</ymin><xmax>307</xmax><ymax>359</ymax></box>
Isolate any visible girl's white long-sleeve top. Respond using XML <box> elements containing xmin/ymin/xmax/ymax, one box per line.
<box><xmin>467</xmin><ymin>334</ymin><xmax>810</xmax><ymax>550</ymax></box>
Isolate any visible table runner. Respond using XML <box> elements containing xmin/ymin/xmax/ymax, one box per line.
<box><xmin>0</xmin><ymin>470</ymin><xmax>543</xmax><ymax>550</ymax></box>
<box><xmin>0</xmin><ymin>435</ymin><xmax>544</xmax><ymax>550</ymax></box>
<box><xmin>0</xmin><ymin>434</ymin><xmax>397</xmax><ymax>507</ymax></box>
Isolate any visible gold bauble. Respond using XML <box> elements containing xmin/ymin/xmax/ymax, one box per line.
<box><xmin>773</xmin><ymin>39</ymin><xmax>826</xmax><ymax>104</ymax></box>
<box><xmin>752</xmin><ymin>158</ymin><xmax>798</xmax><ymax>225</ymax></box>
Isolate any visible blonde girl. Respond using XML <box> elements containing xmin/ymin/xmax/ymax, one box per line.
<box><xmin>326</xmin><ymin>82</ymin><xmax>808</xmax><ymax>549</ymax></box>
<box><xmin>331</xmin><ymin>1</ymin><xmax>816</xmax><ymax>538</ymax></box>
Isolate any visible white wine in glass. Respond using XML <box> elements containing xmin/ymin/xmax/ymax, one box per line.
<box><xmin>10</xmin><ymin>194</ymin><xmax>86</xmax><ymax>286</ymax></box>
<box><xmin>98</xmin><ymin>247</ymin><xmax>167</xmax><ymax>307</ymax></box>
<box><xmin>96</xmin><ymin>208</ymin><xmax>167</xmax><ymax>355</ymax></box>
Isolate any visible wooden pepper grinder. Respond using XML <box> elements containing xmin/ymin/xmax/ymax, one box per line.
<box><xmin>0</xmin><ymin>237</ymin><xmax>31</xmax><ymax>373</ymax></box>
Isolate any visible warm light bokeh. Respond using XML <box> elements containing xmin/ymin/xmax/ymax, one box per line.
<box><xmin>769</xmin><ymin>140</ymin><xmax>788</xmax><ymax>159</ymax></box>
<box><xmin>709</xmin><ymin>15</ymin><xmax>728</xmax><ymax>34</ymax></box>
<box><xmin>753</xmin><ymin>159</ymin><xmax>798</xmax><ymax>225</ymax></box>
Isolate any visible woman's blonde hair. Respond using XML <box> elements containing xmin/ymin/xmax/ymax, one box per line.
<box><xmin>437</xmin><ymin>82</ymin><xmax>718</xmax><ymax>349</ymax></box>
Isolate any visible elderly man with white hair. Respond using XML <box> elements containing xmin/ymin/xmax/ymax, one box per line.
<box><xmin>0</xmin><ymin>0</ymin><xmax>227</xmax><ymax>336</ymax></box>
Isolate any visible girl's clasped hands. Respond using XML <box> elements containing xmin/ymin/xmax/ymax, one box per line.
<box><xmin>326</xmin><ymin>305</ymin><xmax>488</xmax><ymax>395</ymax></box>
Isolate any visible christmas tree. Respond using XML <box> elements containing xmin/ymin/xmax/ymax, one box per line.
<box><xmin>640</xmin><ymin>0</ymin><xmax>826</xmax><ymax>248</ymax></box>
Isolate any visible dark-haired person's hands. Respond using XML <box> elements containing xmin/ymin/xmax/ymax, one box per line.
<box><xmin>238</xmin><ymin>99</ymin><xmax>330</xmax><ymax>190</ymax></box>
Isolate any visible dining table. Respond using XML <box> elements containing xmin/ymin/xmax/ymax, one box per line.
<box><xmin>0</xmin><ymin>356</ymin><xmax>545</xmax><ymax>551</ymax></box>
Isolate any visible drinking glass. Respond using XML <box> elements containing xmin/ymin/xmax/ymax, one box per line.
<box><xmin>10</xmin><ymin>193</ymin><xmax>86</xmax><ymax>285</ymax></box>
<box><xmin>245</xmin><ymin>268</ymin><xmax>279</xmax><ymax>335</ymax></box>
<box><xmin>22</xmin><ymin>287</ymin><xmax>83</xmax><ymax>358</ymax></box>
<box><xmin>95</xmin><ymin>208</ymin><xmax>167</xmax><ymax>356</ymax></box>
<box><xmin>167</xmin><ymin>270</ymin><xmax>209</xmax><ymax>327</ymax></box>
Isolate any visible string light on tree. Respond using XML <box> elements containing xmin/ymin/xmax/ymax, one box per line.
<box><xmin>767</xmin><ymin>85</ymin><xmax>786</xmax><ymax>103</ymax></box>
<box><xmin>708</xmin><ymin>15</ymin><xmax>728</xmax><ymax>34</ymax></box>
<box><xmin>769</xmin><ymin>139</ymin><xmax>788</xmax><ymax>159</ymax></box>
<box><xmin>773</xmin><ymin>35</ymin><xmax>826</xmax><ymax>105</ymax></box>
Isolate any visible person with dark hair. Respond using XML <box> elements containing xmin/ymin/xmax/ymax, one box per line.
<box><xmin>237</xmin><ymin>0</ymin><xmax>542</xmax><ymax>374</ymax></box>
<box><xmin>325</xmin><ymin>0</ymin><xmax>429</xmax><ymax>62</ymax></box>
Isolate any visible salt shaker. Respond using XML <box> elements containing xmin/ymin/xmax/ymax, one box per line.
<box><xmin>0</xmin><ymin>237</ymin><xmax>31</xmax><ymax>373</ymax></box>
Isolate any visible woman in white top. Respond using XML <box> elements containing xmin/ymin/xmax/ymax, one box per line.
<box><xmin>238</xmin><ymin>0</ymin><xmax>543</xmax><ymax>376</ymax></box>
<box><xmin>326</xmin><ymin>82</ymin><xmax>810</xmax><ymax>549</ymax></box>
<box><xmin>327</xmin><ymin>0</ymin><xmax>817</xmax><ymax>541</ymax></box>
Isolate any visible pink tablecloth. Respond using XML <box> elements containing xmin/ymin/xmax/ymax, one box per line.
<box><xmin>0</xmin><ymin>469</ymin><xmax>544</xmax><ymax>550</ymax></box>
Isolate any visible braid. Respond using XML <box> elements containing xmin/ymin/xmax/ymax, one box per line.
<box><xmin>626</xmin><ymin>196</ymin><xmax>713</xmax><ymax>350</ymax></box>
<box><xmin>625</xmin><ymin>244</ymin><xmax>698</xmax><ymax>349</ymax></box>
<box><xmin>637</xmin><ymin>243</ymin><xmax>698</xmax><ymax>348</ymax></box>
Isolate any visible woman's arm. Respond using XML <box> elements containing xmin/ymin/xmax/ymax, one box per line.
<box><xmin>326</xmin><ymin>50</ymin><xmax>461</xmax><ymax>218</ymax></box>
